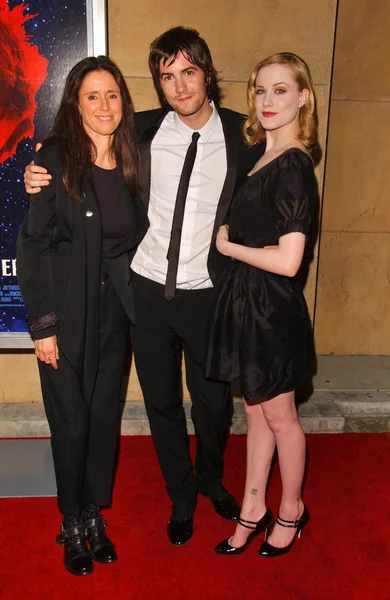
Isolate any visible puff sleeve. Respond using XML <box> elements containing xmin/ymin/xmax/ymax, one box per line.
<box><xmin>271</xmin><ymin>150</ymin><xmax>316</xmax><ymax>240</ymax></box>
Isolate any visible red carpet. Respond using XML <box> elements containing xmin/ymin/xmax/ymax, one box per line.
<box><xmin>1</xmin><ymin>433</ymin><xmax>389</xmax><ymax>600</ymax></box>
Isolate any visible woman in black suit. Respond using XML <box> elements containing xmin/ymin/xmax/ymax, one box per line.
<box><xmin>17</xmin><ymin>56</ymin><xmax>148</xmax><ymax>576</ymax></box>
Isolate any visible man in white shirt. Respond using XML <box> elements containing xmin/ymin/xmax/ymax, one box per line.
<box><xmin>131</xmin><ymin>27</ymin><xmax>263</xmax><ymax>546</ymax></box>
<box><xmin>23</xmin><ymin>26</ymin><xmax>263</xmax><ymax>546</ymax></box>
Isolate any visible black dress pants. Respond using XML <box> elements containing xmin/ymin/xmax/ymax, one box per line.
<box><xmin>38</xmin><ymin>272</ymin><xmax>129</xmax><ymax>516</ymax></box>
<box><xmin>130</xmin><ymin>272</ymin><xmax>232</xmax><ymax>507</ymax></box>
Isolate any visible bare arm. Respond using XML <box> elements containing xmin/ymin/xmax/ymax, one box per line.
<box><xmin>216</xmin><ymin>225</ymin><xmax>305</xmax><ymax>278</ymax></box>
<box><xmin>218</xmin><ymin>154</ymin><xmax>316</xmax><ymax>277</ymax></box>
<box><xmin>24</xmin><ymin>143</ymin><xmax>52</xmax><ymax>194</ymax></box>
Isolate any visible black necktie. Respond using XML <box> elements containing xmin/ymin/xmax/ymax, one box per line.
<box><xmin>164</xmin><ymin>131</ymin><xmax>200</xmax><ymax>301</ymax></box>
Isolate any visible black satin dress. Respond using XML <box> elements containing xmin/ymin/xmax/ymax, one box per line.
<box><xmin>206</xmin><ymin>148</ymin><xmax>316</xmax><ymax>404</ymax></box>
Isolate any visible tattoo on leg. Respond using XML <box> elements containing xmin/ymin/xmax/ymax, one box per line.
<box><xmin>250</xmin><ymin>488</ymin><xmax>258</xmax><ymax>495</ymax></box>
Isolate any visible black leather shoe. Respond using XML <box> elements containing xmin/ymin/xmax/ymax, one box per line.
<box><xmin>208</xmin><ymin>489</ymin><xmax>241</xmax><ymax>521</ymax></box>
<box><xmin>83</xmin><ymin>504</ymin><xmax>117</xmax><ymax>564</ymax></box>
<box><xmin>56</xmin><ymin>516</ymin><xmax>93</xmax><ymax>576</ymax></box>
<box><xmin>259</xmin><ymin>505</ymin><xmax>310</xmax><ymax>557</ymax></box>
<box><xmin>167</xmin><ymin>516</ymin><xmax>194</xmax><ymax>546</ymax></box>
<box><xmin>215</xmin><ymin>509</ymin><xmax>274</xmax><ymax>555</ymax></box>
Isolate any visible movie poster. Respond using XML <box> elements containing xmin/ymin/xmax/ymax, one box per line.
<box><xmin>0</xmin><ymin>0</ymin><xmax>102</xmax><ymax>346</ymax></box>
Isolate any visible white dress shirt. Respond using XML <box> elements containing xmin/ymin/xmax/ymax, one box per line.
<box><xmin>131</xmin><ymin>103</ymin><xmax>227</xmax><ymax>289</ymax></box>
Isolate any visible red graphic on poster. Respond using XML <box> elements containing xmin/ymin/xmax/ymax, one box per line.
<box><xmin>0</xmin><ymin>0</ymin><xmax>48</xmax><ymax>164</ymax></box>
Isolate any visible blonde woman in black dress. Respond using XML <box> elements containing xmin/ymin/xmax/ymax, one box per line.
<box><xmin>206</xmin><ymin>53</ymin><xmax>317</xmax><ymax>557</ymax></box>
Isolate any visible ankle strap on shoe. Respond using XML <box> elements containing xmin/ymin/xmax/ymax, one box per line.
<box><xmin>56</xmin><ymin>524</ymin><xmax>87</xmax><ymax>545</ymax></box>
<box><xmin>85</xmin><ymin>516</ymin><xmax>107</xmax><ymax>530</ymax></box>
<box><xmin>276</xmin><ymin>515</ymin><xmax>302</xmax><ymax>529</ymax></box>
<box><xmin>238</xmin><ymin>517</ymin><xmax>257</xmax><ymax>530</ymax></box>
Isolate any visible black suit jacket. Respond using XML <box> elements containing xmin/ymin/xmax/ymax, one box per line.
<box><xmin>17</xmin><ymin>143</ymin><xmax>149</xmax><ymax>401</ymax></box>
<box><xmin>134</xmin><ymin>107</ymin><xmax>264</xmax><ymax>284</ymax></box>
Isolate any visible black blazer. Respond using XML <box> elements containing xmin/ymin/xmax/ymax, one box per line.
<box><xmin>134</xmin><ymin>107</ymin><xmax>264</xmax><ymax>284</ymax></box>
<box><xmin>17</xmin><ymin>143</ymin><xmax>149</xmax><ymax>401</ymax></box>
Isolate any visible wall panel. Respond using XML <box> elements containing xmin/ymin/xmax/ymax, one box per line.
<box><xmin>315</xmin><ymin>0</ymin><xmax>390</xmax><ymax>354</ymax></box>
<box><xmin>0</xmin><ymin>0</ymin><xmax>338</xmax><ymax>402</ymax></box>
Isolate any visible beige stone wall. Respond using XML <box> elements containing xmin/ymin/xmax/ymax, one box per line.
<box><xmin>314</xmin><ymin>0</ymin><xmax>390</xmax><ymax>354</ymax></box>
<box><xmin>0</xmin><ymin>0</ymin><xmax>338</xmax><ymax>403</ymax></box>
<box><xmin>108</xmin><ymin>0</ymin><xmax>337</xmax><ymax>312</ymax></box>
<box><xmin>109</xmin><ymin>0</ymin><xmax>337</xmax><ymax>399</ymax></box>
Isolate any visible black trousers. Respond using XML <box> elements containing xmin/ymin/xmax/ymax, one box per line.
<box><xmin>38</xmin><ymin>272</ymin><xmax>129</xmax><ymax>516</ymax></box>
<box><xmin>130</xmin><ymin>272</ymin><xmax>232</xmax><ymax>507</ymax></box>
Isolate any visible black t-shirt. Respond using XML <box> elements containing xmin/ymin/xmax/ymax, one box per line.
<box><xmin>93</xmin><ymin>164</ymin><xmax>133</xmax><ymax>252</ymax></box>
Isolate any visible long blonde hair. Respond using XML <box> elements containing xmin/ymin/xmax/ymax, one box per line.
<box><xmin>243</xmin><ymin>52</ymin><xmax>317</xmax><ymax>150</ymax></box>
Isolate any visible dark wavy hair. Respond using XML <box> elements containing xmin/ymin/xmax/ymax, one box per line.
<box><xmin>148</xmin><ymin>26</ymin><xmax>221</xmax><ymax>107</ymax></box>
<box><xmin>43</xmin><ymin>56</ymin><xmax>140</xmax><ymax>202</ymax></box>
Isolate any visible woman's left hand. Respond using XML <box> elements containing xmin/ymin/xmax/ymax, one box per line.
<box><xmin>216</xmin><ymin>224</ymin><xmax>230</xmax><ymax>256</ymax></box>
<box><xmin>34</xmin><ymin>335</ymin><xmax>59</xmax><ymax>370</ymax></box>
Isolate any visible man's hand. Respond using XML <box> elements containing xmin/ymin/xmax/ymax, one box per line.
<box><xmin>34</xmin><ymin>335</ymin><xmax>59</xmax><ymax>370</ymax></box>
<box><xmin>24</xmin><ymin>143</ymin><xmax>51</xmax><ymax>194</ymax></box>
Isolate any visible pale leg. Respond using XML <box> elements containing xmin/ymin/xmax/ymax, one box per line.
<box><xmin>262</xmin><ymin>390</ymin><xmax>306</xmax><ymax>548</ymax></box>
<box><xmin>229</xmin><ymin>400</ymin><xmax>276</xmax><ymax>548</ymax></box>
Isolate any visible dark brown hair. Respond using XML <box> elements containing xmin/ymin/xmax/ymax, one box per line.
<box><xmin>148</xmin><ymin>26</ymin><xmax>221</xmax><ymax>107</ymax></box>
<box><xmin>43</xmin><ymin>55</ymin><xmax>140</xmax><ymax>201</ymax></box>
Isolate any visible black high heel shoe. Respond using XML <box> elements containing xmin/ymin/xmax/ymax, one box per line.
<box><xmin>215</xmin><ymin>509</ymin><xmax>274</xmax><ymax>555</ymax></box>
<box><xmin>258</xmin><ymin>505</ymin><xmax>310</xmax><ymax>557</ymax></box>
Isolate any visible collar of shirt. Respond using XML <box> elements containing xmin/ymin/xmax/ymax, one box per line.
<box><xmin>172</xmin><ymin>101</ymin><xmax>219</xmax><ymax>144</ymax></box>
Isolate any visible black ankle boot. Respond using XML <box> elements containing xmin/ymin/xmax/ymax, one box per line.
<box><xmin>83</xmin><ymin>503</ymin><xmax>117</xmax><ymax>564</ymax></box>
<box><xmin>56</xmin><ymin>514</ymin><xmax>93</xmax><ymax>576</ymax></box>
